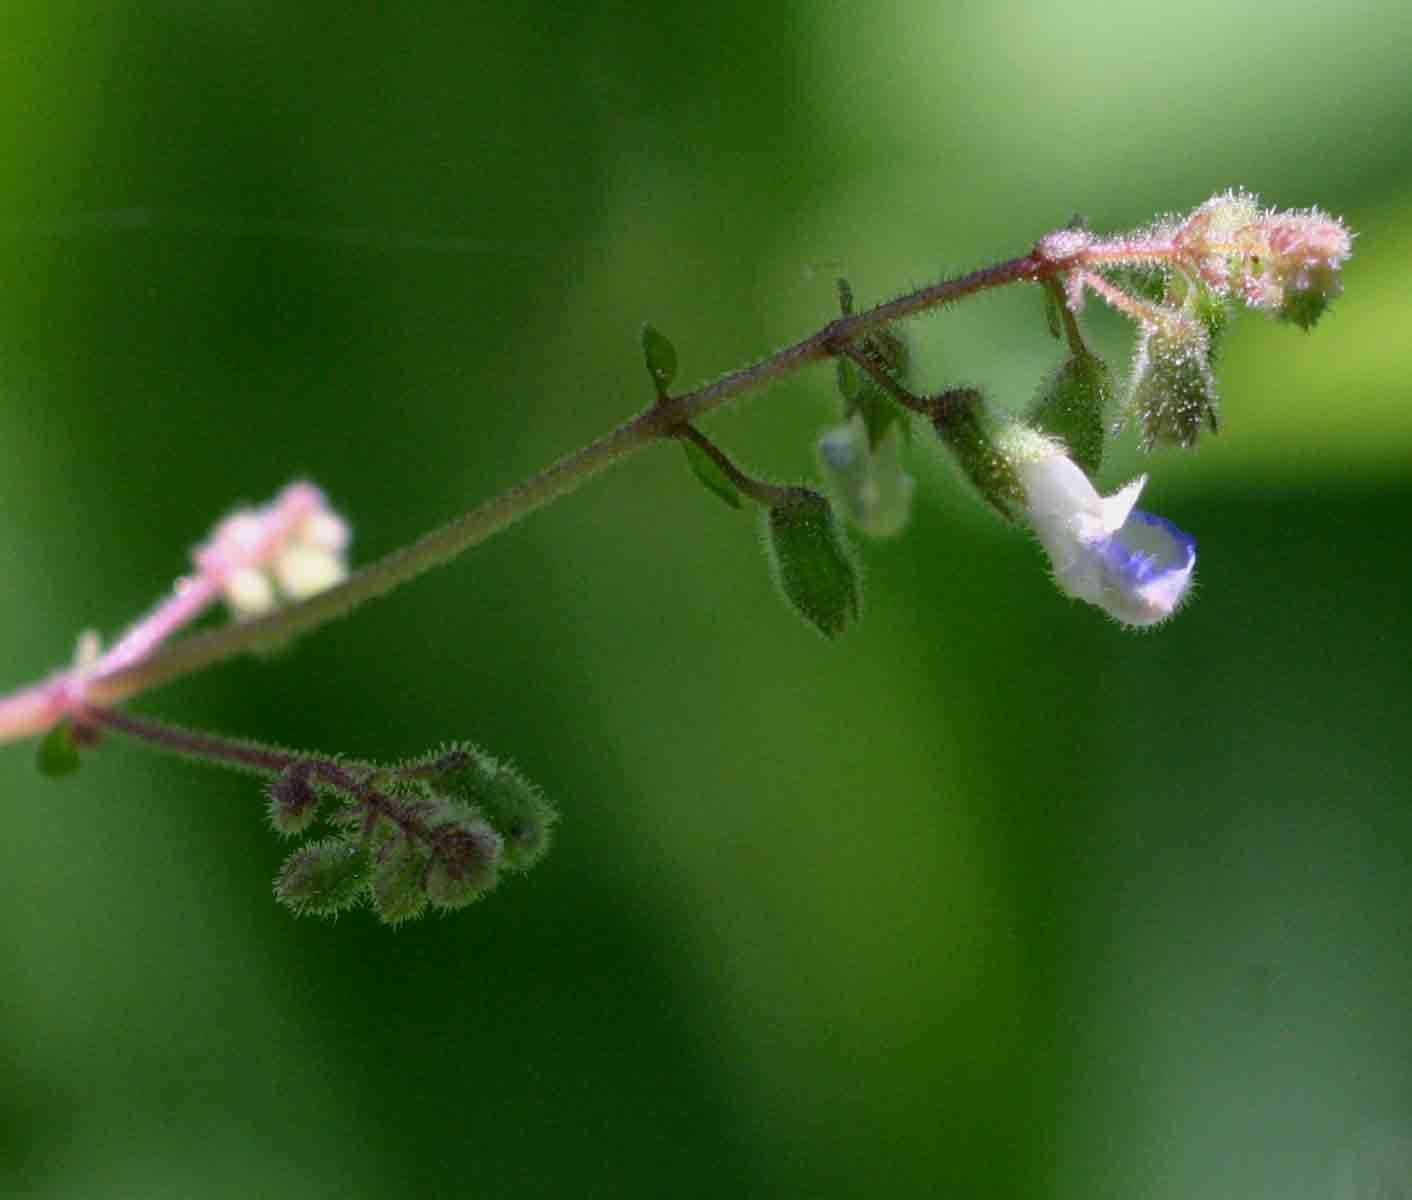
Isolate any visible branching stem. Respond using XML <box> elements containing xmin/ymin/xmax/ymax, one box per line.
<box><xmin>77</xmin><ymin>252</ymin><xmax>1045</xmax><ymax>711</ymax></box>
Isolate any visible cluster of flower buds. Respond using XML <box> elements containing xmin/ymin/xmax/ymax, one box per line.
<box><xmin>194</xmin><ymin>482</ymin><xmax>351</xmax><ymax>621</ymax></box>
<box><xmin>270</xmin><ymin>741</ymin><xmax>556</xmax><ymax>924</ymax></box>
<box><xmin>1170</xmin><ymin>190</ymin><xmax>1353</xmax><ymax>329</ymax></box>
<box><xmin>1125</xmin><ymin>192</ymin><xmax>1351</xmax><ymax>449</ymax></box>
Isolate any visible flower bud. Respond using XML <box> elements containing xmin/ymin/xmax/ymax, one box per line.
<box><xmin>1172</xmin><ymin>189</ymin><xmax>1262</xmax><ymax>293</ymax></box>
<box><xmin>1026</xmin><ymin>351</ymin><xmax>1110</xmax><ymax>477</ymax></box>
<box><xmin>223</xmin><ymin>566</ymin><xmax>277</xmax><ymax>620</ymax></box>
<box><xmin>428</xmin><ymin>745</ymin><xmax>556</xmax><ymax>873</ymax></box>
<box><xmin>274</xmin><ymin>839</ymin><xmax>369</xmax><ymax>917</ymax></box>
<box><xmin>816</xmin><ymin>416</ymin><xmax>915</xmax><ymax>538</ymax></box>
<box><xmin>273</xmin><ymin>545</ymin><xmax>347</xmax><ymax>601</ymax></box>
<box><xmin>424</xmin><ymin>810</ymin><xmax>503</xmax><ymax>909</ymax></box>
<box><xmin>370</xmin><ymin>836</ymin><xmax>430</xmax><ymax>926</ymax></box>
<box><xmin>1254</xmin><ymin>209</ymin><xmax>1352</xmax><ymax>328</ymax></box>
<box><xmin>1174</xmin><ymin>191</ymin><xmax>1352</xmax><ymax>330</ymax></box>
<box><xmin>1126</xmin><ymin>317</ymin><xmax>1219</xmax><ymax>450</ymax></box>
<box><xmin>763</xmin><ymin>489</ymin><xmax>861</xmax><ymax>638</ymax></box>
<box><xmin>930</xmin><ymin>389</ymin><xmax>1025</xmax><ymax>519</ymax></box>
<box><xmin>267</xmin><ymin>762</ymin><xmax>321</xmax><ymax>835</ymax></box>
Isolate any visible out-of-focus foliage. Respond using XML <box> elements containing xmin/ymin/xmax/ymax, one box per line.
<box><xmin>0</xmin><ymin>2</ymin><xmax>1408</xmax><ymax>1196</ymax></box>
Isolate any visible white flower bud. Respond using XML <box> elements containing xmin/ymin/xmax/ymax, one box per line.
<box><xmin>816</xmin><ymin>416</ymin><xmax>915</xmax><ymax>538</ymax></box>
<box><xmin>223</xmin><ymin>566</ymin><xmax>277</xmax><ymax>619</ymax></box>
<box><xmin>274</xmin><ymin>546</ymin><xmax>347</xmax><ymax>601</ymax></box>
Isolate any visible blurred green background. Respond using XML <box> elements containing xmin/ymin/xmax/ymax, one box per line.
<box><xmin>2</xmin><ymin>2</ymin><xmax>1410</xmax><ymax>1196</ymax></box>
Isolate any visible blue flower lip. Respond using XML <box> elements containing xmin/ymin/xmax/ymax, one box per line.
<box><xmin>1092</xmin><ymin>508</ymin><xmax>1198</xmax><ymax>626</ymax></box>
<box><xmin>1099</xmin><ymin>509</ymin><xmax>1197</xmax><ymax>586</ymax></box>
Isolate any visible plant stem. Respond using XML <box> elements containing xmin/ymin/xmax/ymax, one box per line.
<box><xmin>836</xmin><ymin>343</ymin><xmax>931</xmax><ymax>414</ymax></box>
<box><xmin>82</xmin><ymin>703</ymin><xmax>304</xmax><ymax>776</ymax></box>
<box><xmin>76</xmin><ymin>253</ymin><xmax>1042</xmax><ymax>710</ymax></box>
<box><xmin>676</xmin><ymin>425</ymin><xmax>793</xmax><ymax>507</ymax></box>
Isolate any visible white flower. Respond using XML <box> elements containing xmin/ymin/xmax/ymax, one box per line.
<box><xmin>1013</xmin><ymin>447</ymin><xmax>1195</xmax><ymax>627</ymax></box>
<box><xmin>816</xmin><ymin>416</ymin><xmax>915</xmax><ymax>538</ymax></box>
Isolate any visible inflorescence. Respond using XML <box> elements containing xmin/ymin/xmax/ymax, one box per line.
<box><xmin>1</xmin><ymin>189</ymin><xmax>1352</xmax><ymax>923</ymax></box>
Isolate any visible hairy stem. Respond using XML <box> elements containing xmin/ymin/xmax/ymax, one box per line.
<box><xmin>836</xmin><ymin>343</ymin><xmax>931</xmax><ymax>414</ymax></box>
<box><xmin>676</xmin><ymin>425</ymin><xmax>793</xmax><ymax>507</ymax></box>
<box><xmin>82</xmin><ymin>253</ymin><xmax>1043</xmax><ymax>710</ymax></box>
<box><xmin>82</xmin><ymin>703</ymin><xmax>307</xmax><ymax>776</ymax></box>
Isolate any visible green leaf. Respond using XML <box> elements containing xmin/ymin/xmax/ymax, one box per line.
<box><xmin>764</xmin><ymin>489</ymin><xmax>861</xmax><ymax>638</ymax></box>
<box><xmin>640</xmin><ymin>323</ymin><xmax>678</xmax><ymax>396</ymax></box>
<box><xmin>36</xmin><ymin>722</ymin><xmax>81</xmax><ymax>778</ymax></box>
<box><xmin>681</xmin><ymin>439</ymin><xmax>743</xmax><ymax>510</ymax></box>
<box><xmin>835</xmin><ymin>357</ymin><xmax>859</xmax><ymax>404</ymax></box>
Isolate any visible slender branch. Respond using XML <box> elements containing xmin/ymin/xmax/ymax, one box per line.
<box><xmin>82</xmin><ymin>703</ymin><xmax>305</xmax><ymax>776</ymax></box>
<box><xmin>77</xmin><ymin>254</ymin><xmax>1043</xmax><ymax>711</ymax></box>
<box><xmin>87</xmin><ymin>407</ymin><xmax>664</xmax><ymax>705</ymax></box>
<box><xmin>836</xmin><ymin>343</ymin><xmax>931</xmax><ymax>415</ymax></box>
<box><xmin>675</xmin><ymin>425</ymin><xmax>793</xmax><ymax>507</ymax></box>
<box><xmin>82</xmin><ymin>703</ymin><xmax>441</xmax><ymax>844</ymax></box>
<box><xmin>1071</xmin><ymin>269</ymin><xmax>1174</xmax><ymax>326</ymax></box>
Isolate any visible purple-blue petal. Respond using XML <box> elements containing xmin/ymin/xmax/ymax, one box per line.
<box><xmin>1097</xmin><ymin>509</ymin><xmax>1197</xmax><ymax>587</ymax></box>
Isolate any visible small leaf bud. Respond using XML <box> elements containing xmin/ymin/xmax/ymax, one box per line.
<box><xmin>816</xmin><ymin>416</ymin><xmax>915</xmax><ymax>538</ymax></box>
<box><xmin>267</xmin><ymin>762</ymin><xmax>321</xmax><ymax>836</ymax></box>
<box><xmin>1026</xmin><ymin>351</ymin><xmax>1111</xmax><ymax>478</ymax></box>
<box><xmin>640</xmin><ymin>323</ymin><xmax>678</xmax><ymax>396</ymax></box>
<box><xmin>1126</xmin><ymin>317</ymin><xmax>1219</xmax><ymax>450</ymax></box>
<box><xmin>425</xmin><ymin>810</ymin><xmax>503</xmax><ymax>909</ymax></box>
<box><xmin>274</xmin><ymin>839</ymin><xmax>369</xmax><ymax>917</ymax></box>
<box><xmin>930</xmin><ymin>389</ymin><xmax>1026</xmax><ymax>519</ymax></box>
<box><xmin>681</xmin><ymin>438</ymin><xmax>743</xmax><ymax>510</ymax></box>
<box><xmin>370</xmin><ymin>836</ymin><xmax>429</xmax><ymax>926</ymax></box>
<box><xmin>764</xmin><ymin>488</ymin><xmax>860</xmax><ymax>638</ymax></box>
<box><xmin>36</xmin><ymin>721</ymin><xmax>82</xmax><ymax>778</ymax></box>
<box><xmin>1174</xmin><ymin>192</ymin><xmax>1353</xmax><ymax>329</ymax></box>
